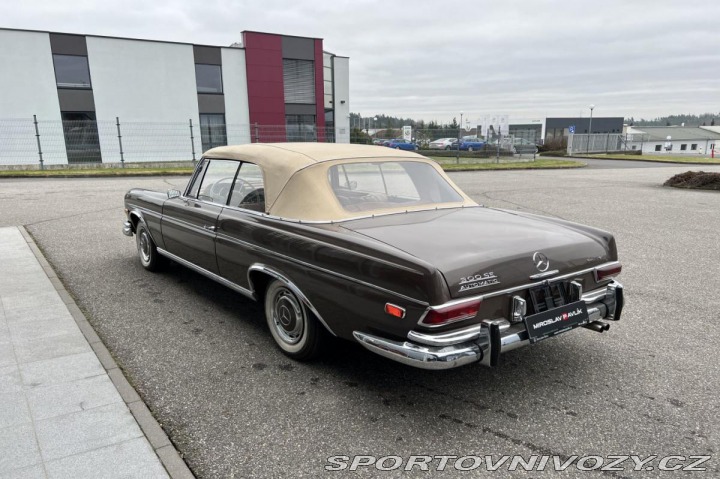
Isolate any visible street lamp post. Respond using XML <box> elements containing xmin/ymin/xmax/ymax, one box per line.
<box><xmin>587</xmin><ymin>104</ymin><xmax>595</xmax><ymax>153</ymax></box>
<box><xmin>457</xmin><ymin>111</ymin><xmax>463</xmax><ymax>163</ymax></box>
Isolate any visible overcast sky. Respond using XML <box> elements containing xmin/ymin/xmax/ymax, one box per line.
<box><xmin>3</xmin><ymin>0</ymin><xmax>719</xmax><ymax>123</ymax></box>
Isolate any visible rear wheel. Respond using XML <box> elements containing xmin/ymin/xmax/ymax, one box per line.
<box><xmin>136</xmin><ymin>223</ymin><xmax>161</xmax><ymax>272</ymax></box>
<box><xmin>264</xmin><ymin>280</ymin><xmax>325</xmax><ymax>360</ymax></box>
<box><xmin>445</xmin><ymin>146</ymin><xmax>450</xmax><ymax>150</ymax></box>
<box><xmin>468</xmin><ymin>146</ymin><xmax>474</xmax><ymax>152</ymax></box>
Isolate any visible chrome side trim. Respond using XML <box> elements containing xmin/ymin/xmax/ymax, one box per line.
<box><xmin>353</xmin><ymin>331</ymin><xmax>486</xmax><ymax>370</ymax></box>
<box><xmin>156</xmin><ymin>248</ymin><xmax>256</xmax><ymax>301</ymax></box>
<box><xmin>217</xmin><ymin>232</ymin><xmax>429</xmax><ymax>307</ymax></box>
<box><xmin>248</xmin><ymin>264</ymin><xmax>337</xmax><ymax>336</ymax></box>
<box><xmin>407</xmin><ymin>324</ymin><xmax>483</xmax><ymax>347</ymax></box>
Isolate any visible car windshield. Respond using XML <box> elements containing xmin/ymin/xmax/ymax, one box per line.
<box><xmin>327</xmin><ymin>161</ymin><xmax>464</xmax><ymax>213</ymax></box>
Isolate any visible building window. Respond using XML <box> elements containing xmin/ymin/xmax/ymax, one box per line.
<box><xmin>283</xmin><ymin>59</ymin><xmax>315</xmax><ymax>104</ymax></box>
<box><xmin>61</xmin><ymin>112</ymin><xmax>101</xmax><ymax>163</ymax></box>
<box><xmin>655</xmin><ymin>144</ymin><xmax>662</xmax><ymax>151</ymax></box>
<box><xmin>680</xmin><ymin>144</ymin><xmax>687</xmax><ymax>151</ymax></box>
<box><xmin>631</xmin><ymin>145</ymin><xmax>637</xmax><ymax>150</ymax></box>
<box><xmin>286</xmin><ymin>114</ymin><xmax>316</xmax><ymax>141</ymax></box>
<box><xmin>53</xmin><ymin>55</ymin><xmax>91</xmax><ymax>88</ymax></box>
<box><xmin>199</xmin><ymin>114</ymin><xmax>227</xmax><ymax>152</ymax></box>
<box><xmin>195</xmin><ymin>64</ymin><xmax>223</xmax><ymax>94</ymax></box>
<box><xmin>691</xmin><ymin>144</ymin><xmax>698</xmax><ymax>150</ymax></box>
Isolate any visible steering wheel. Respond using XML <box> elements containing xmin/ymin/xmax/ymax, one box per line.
<box><xmin>209</xmin><ymin>177</ymin><xmax>234</xmax><ymax>200</ymax></box>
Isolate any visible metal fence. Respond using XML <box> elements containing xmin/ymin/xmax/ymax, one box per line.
<box><xmin>351</xmin><ymin>128</ymin><xmax>539</xmax><ymax>160</ymax></box>
<box><xmin>0</xmin><ymin>117</ymin><xmax>341</xmax><ymax>167</ymax></box>
<box><xmin>566</xmin><ymin>133</ymin><xmax>626</xmax><ymax>155</ymax></box>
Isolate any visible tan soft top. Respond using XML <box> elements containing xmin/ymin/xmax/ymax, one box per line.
<box><xmin>203</xmin><ymin>143</ymin><xmax>476</xmax><ymax>221</ymax></box>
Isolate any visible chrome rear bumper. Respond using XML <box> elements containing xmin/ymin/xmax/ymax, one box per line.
<box><xmin>353</xmin><ymin>281</ymin><xmax>623</xmax><ymax>370</ymax></box>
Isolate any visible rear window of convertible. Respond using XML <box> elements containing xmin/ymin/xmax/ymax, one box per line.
<box><xmin>327</xmin><ymin>161</ymin><xmax>463</xmax><ymax>213</ymax></box>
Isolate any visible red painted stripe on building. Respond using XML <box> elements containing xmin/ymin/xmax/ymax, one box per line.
<box><xmin>314</xmin><ymin>38</ymin><xmax>326</xmax><ymax>141</ymax></box>
<box><xmin>242</xmin><ymin>32</ymin><xmax>285</xmax><ymax>140</ymax></box>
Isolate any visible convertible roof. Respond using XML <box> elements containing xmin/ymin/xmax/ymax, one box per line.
<box><xmin>205</xmin><ymin>143</ymin><xmax>424</xmax><ymax>166</ymax></box>
<box><xmin>202</xmin><ymin>143</ymin><xmax>475</xmax><ymax>221</ymax></box>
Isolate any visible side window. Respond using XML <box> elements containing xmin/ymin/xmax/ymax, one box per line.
<box><xmin>186</xmin><ymin>159</ymin><xmax>208</xmax><ymax>198</ymax></box>
<box><xmin>228</xmin><ymin>163</ymin><xmax>265</xmax><ymax>212</ymax></box>
<box><xmin>197</xmin><ymin>160</ymin><xmax>240</xmax><ymax>204</ymax></box>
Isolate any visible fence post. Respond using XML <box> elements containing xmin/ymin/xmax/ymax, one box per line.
<box><xmin>254</xmin><ymin>123</ymin><xmax>260</xmax><ymax>143</ymax></box>
<box><xmin>605</xmin><ymin>133</ymin><xmax>610</xmax><ymax>153</ymax></box>
<box><xmin>116</xmin><ymin>117</ymin><xmax>125</xmax><ymax>167</ymax></box>
<box><xmin>33</xmin><ymin>115</ymin><xmax>44</xmax><ymax>170</ymax></box>
<box><xmin>189</xmin><ymin>119</ymin><xmax>196</xmax><ymax>162</ymax></box>
<box><xmin>455</xmin><ymin>128</ymin><xmax>460</xmax><ymax>164</ymax></box>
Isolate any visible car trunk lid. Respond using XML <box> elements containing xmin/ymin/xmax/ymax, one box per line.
<box><xmin>341</xmin><ymin>207</ymin><xmax>614</xmax><ymax>299</ymax></box>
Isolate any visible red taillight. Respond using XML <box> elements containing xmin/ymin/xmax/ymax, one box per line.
<box><xmin>596</xmin><ymin>263</ymin><xmax>622</xmax><ymax>281</ymax></box>
<box><xmin>420</xmin><ymin>300</ymin><xmax>481</xmax><ymax>327</ymax></box>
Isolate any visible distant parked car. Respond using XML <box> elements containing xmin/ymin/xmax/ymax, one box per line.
<box><xmin>386</xmin><ymin>139</ymin><xmax>418</xmax><ymax>151</ymax></box>
<box><xmin>508</xmin><ymin>138</ymin><xmax>539</xmax><ymax>154</ymax></box>
<box><xmin>372</xmin><ymin>138</ymin><xmax>386</xmax><ymax>145</ymax></box>
<box><xmin>458</xmin><ymin>138</ymin><xmax>486</xmax><ymax>151</ymax></box>
<box><xmin>429</xmin><ymin>138</ymin><xmax>457</xmax><ymax>150</ymax></box>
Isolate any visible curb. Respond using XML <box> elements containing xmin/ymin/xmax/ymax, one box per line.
<box><xmin>442</xmin><ymin>165</ymin><xmax>586</xmax><ymax>172</ymax></box>
<box><xmin>17</xmin><ymin>226</ymin><xmax>196</xmax><ymax>479</ymax></box>
<box><xmin>567</xmin><ymin>155</ymin><xmax>720</xmax><ymax>165</ymax></box>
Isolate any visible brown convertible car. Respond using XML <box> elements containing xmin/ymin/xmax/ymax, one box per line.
<box><xmin>123</xmin><ymin>143</ymin><xmax>624</xmax><ymax>369</ymax></box>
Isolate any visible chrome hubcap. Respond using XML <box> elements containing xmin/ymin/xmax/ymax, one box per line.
<box><xmin>139</xmin><ymin>231</ymin><xmax>151</xmax><ymax>263</ymax></box>
<box><xmin>272</xmin><ymin>288</ymin><xmax>304</xmax><ymax>345</ymax></box>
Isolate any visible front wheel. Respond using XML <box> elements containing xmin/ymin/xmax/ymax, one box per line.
<box><xmin>265</xmin><ymin>280</ymin><xmax>325</xmax><ymax>360</ymax></box>
<box><xmin>136</xmin><ymin>223</ymin><xmax>161</xmax><ymax>272</ymax></box>
<box><xmin>468</xmin><ymin>146</ymin><xmax>474</xmax><ymax>152</ymax></box>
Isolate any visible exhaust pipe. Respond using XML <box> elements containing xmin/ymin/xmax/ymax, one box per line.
<box><xmin>582</xmin><ymin>321</ymin><xmax>610</xmax><ymax>333</ymax></box>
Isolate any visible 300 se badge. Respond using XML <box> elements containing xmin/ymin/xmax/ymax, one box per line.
<box><xmin>524</xmin><ymin>301</ymin><xmax>590</xmax><ymax>344</ymax></box>
<box><xmin>458</xmin><ymin>272</ymin><xmax>500</xmax><ymax>293</ymax></box>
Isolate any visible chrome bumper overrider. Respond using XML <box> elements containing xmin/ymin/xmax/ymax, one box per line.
<box><xmin>353</xmin><ymin>281</ymin><xmax>624</xmax><ymax>370</ymax></box>
<box><xmin>122</xmin><ymin>220</ymin><xmax>134</xmax><ymax>237</ymax></box>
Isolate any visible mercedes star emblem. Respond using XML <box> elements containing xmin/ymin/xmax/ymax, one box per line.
<box><xmin>533</xmin><ymin>252</ymin><xmax>550</xmax><ymax>272</ymax></box>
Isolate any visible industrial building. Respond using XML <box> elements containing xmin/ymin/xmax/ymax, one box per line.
<box><xmin>0</xmin><ymin>28</ymin><xmax>350</xmax><ymax>164</ymax></box>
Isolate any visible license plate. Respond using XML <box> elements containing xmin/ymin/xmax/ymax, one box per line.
<box><xmin>524</xmin><ymin>300</ymin><xmax>589</xmax><ymax>344</ymax></box>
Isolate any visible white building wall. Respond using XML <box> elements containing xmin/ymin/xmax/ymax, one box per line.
<box><xmin>86</xmin><ymin>37</ymin><xmax>200</xmax><ymax>162</ymax></box>
<box><xmin>0</xmin><ymin>29</ymin><xmax>67</xmax><ymax>165</ymax></box>
<box><xmin>221</xmin><ymin>47</ymin><xmax>251</xmax><ymax>145</ymax></box>
<box><xmin>332</xmin><ymin>57</ymin><xmax>350</xmax><ymax>143</ymax></box>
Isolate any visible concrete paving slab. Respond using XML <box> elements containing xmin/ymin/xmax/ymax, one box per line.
<box><xmin>0</xmin><ymin>464</ymin><xmax>47</xmax><ymax>479</ymax></box>
<box><xmin>34</xmin><ymin>402</ymin><xmax>143</xmax><ymax>462</ymax></box>
<box><xmin>25</xmin><ymin>374</ymin><xmax>123</xmax><ymax>421</ymax></box>
<box><xmin>44</xmin><ymin>437</ymin><xmax>169</xmax><ymax>479</ymax></box>
<box><xmin>0</xmin><ymin>423</ymin><xmax>42</xmax><ymax>473</ymax></box>
<box><xmin>12</xmin><ymin>331</ymin><xmax>91</xmax><ymax>364</ymax></box>
<box><xmin>18</xmin><ymin>352</ymin><xmax>104</xmax><ymax>389</ymax></box>
<box><xmin>6</xmin><ymin>315</ymin><xmax>78</xmax><ymax>343</ymax></box>
<box><xmin>0</xmin><ymin>391</ymin><xmax>31</xmax><ymax>429</ymax></box>
<box><xmin>0</xmin><ymin>342</ymin><xmax>16</xmax><ymax>368</ymax></box>
<box><xmin>0</xmin><ymin>365</ymin><xmax>23</xmax><ymax>394</ymax></box>
<box><xmin>0</xmin><ymin>226</ymin><xmax>186</xmax><ymax>478</ymax></box>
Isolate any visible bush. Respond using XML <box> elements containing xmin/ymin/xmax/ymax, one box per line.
<box><xmin>418</xmin><ymin>147</ymin><xmax>513</xmax><ymax>158</ymax></box>
<box><xmin>539</xmin><ymin>150</ymin><xmax>567</xmax><ymax>157</ymax></box>
<box><xmin>664</xmin><ymin>171</ymin><xmax>720</xmax><ymax>190</ymax></box>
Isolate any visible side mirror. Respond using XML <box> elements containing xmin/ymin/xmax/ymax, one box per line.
<box><xmin>167</xmin><ymin>189</ymin><xmax>181</xmax><ymax>199</ymax></box>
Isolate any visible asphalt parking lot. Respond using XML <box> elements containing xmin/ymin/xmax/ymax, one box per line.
<box><xmin>1</xmin><ymin>162</ymin><xmax>719</xmax><ymax>477</ymax></box>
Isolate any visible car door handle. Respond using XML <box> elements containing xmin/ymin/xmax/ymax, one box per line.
<box><xmin>202</xmin><ymin>225</ymin><xmax>217</xmax><ymax>232</ymax></box>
